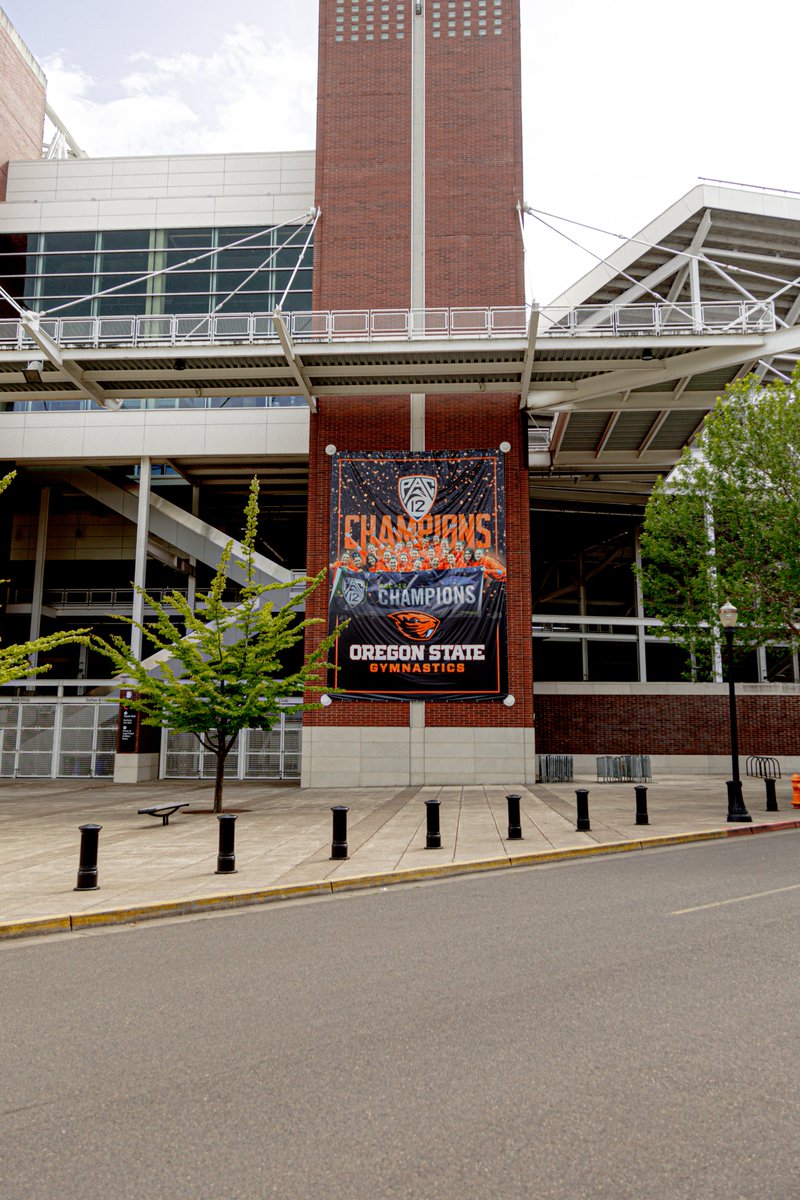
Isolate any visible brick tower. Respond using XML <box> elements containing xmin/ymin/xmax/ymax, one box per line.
<box><xmin>303</xmin><ymin>0</ymin><xmax>534</xmax><ymax>785</ymax></box>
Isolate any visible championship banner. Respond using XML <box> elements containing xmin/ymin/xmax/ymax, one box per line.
<box><xmin>328</xmin><ymin>450</ymin><xmax>508</xmax><ymax>700</ymax></box>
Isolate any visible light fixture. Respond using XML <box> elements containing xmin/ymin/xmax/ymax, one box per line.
<box><xmin>718</xmin><ymin>599</ymin><xmax>738</xmax><ymax>629</ymax></box>
<box><xmin>641</xmin><ymin>348</ymin><xmax>654</xmax><ymax>362</ymax></box>
<box><xmin>320</xmin><ymin>694</ymin><xmax>333</xmax><ymax>707</ymax></box>
<box><xmin>23</xmin><ymin>359</ymin><xmax>44</xmax><ymax>384</ymax></box>
<box><xmin>503</xmin><ymin>694</ymin><xmax>516</xmax><ymax>707</ymax></box>
<box><xmin>325</xmin><ymin>444</ymin><xmax>337</xmax><ymax>456</ymax></box>
<box><xmin>173</xmin><ymin>358</ymin><xmax>187</xmax><ymax>371</ymax></box>
<box><xmin>499</xmin><ymin>441</ymin><xmax>512</xmax><ymax>453</ymax></box>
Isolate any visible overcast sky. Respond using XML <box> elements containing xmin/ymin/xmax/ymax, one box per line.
<box><xmin>3</xmin><ymin>0</ymin><xmax>798</xmax><ymax>303</ymax></box>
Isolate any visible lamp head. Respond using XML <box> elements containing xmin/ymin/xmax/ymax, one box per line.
<box><xmin>719</xmin><ymin>599</ymin><xmax>738</xmax><ymax>629</ymax></box>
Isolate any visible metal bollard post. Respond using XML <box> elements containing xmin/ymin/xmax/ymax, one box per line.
<box><xmin>635</xmin><ymin>784</ymin><xmax>649</xmax><ymax>826</ymax></box>
<box><xmin>75</xmin><ymin>823</ymin><xmax>102</xmax><ymax>891</ymax></box>
<box><xmin>215</xmin><ymin>813</ymin><xmax>238</xmax><ymax>874</ymax></box>
<box><xmin>425</xmin><ymin>798</ymin><xmax>441</xmax><ymax>849</ymax></box>
<box><xmin>506</xmin><ymin>793</ymin><xmax>522</xmax><ymax>840</ymax></box>
<box><xmin>331</xmin><ymin>805</ymin><xmax>349</xmax><ymax>859</ymax></box>
<box><xmin>575</xmin><ymin>788</ymin><xmax>591</xmax><ymax>833</ymax></box>
<box><xmin>765</xmin><ymin>778</ymin><xmax>778</xmax><ymax>812</ymax></box>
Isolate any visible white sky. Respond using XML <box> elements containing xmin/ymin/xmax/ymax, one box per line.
<box><xmin>3</xmin><ymin>0</ymin><xmax>799</xmax><ymax>303</ymax></box>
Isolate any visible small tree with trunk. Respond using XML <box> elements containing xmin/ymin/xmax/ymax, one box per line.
<box><xmin>92</xmin><ymin>479</ymin><xmax>344</xmax><ymax>811</ymax></box>
<box><xmin>636</xmin><ymin>366</ymin><xmax>800</xmax><ymax>675</ymax></box>
<box><xmin>0</xmin><ymin>471</ymin><xmax>90</xmax><ymax>685</ymax></box>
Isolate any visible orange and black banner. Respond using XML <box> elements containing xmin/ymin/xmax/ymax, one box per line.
<box><xmin>328</xmin><ymin>450</ymin><xmax>507</xmax><ymax>700</ymax></box>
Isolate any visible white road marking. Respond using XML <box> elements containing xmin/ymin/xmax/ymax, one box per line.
<box><xmin>672</xmin><ymin>882</ymin><xmax>800</xmax><ymax>915</ymax></box>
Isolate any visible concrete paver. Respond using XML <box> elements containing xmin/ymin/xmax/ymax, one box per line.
<box><xmin>1</xmin><ymin>773</ymin><xmax>798</xmax><ymax>937</ymax></box>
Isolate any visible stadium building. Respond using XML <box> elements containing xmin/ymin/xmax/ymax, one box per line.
<box><xmin>1</xmin><ymin>1</ymin><xmax>799</xmax><ymax>785</ymax></box>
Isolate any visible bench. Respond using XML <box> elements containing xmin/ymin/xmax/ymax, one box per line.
<box><xmin>137</xmin><ymin>803</ymin><xmax>189</xmax><ymax>826</ymax></box>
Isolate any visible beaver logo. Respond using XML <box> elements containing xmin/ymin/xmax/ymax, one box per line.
<box><xmin>387</xmin><ymin>611</ymin><xmax>441</xmax><ymax>641</ymax></box>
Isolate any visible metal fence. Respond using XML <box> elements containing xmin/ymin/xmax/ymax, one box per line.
<box><xmin>0</xmin><ymin>700</ymin><xmax>302</xmax><ymax>781</ymax></box>
<box><xmin>0</xmin><ymin>700</ymin><xmax>118</xmax><ymax>778</ymax></box>
<box><xmin>161</xmin><ymin>711</ymin><xmax>302</xmax><ymax>781</ymax></box>
<box><xmin>537</xmin><ymin>754</ymin><xmax>574</xmax><ymax>783</ymax></box>
<box><xmin>596</xmin><ymin>755</ymin><xmax>652</xmax><ymax>783</ymax></box>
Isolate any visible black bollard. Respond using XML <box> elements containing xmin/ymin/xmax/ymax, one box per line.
<box><xmin>331</xmin><ymin>805</ymin><xmax>349</xmax><ymax>859</ymax></box>
<box><xmin>765</xmin><ymin>778</ymin><xmax>778</xmax><ymax>812</ymax></box>
<box><xmin>635</xmin><ymin>784</ymin><xmax>650</xmax><ymax>826</ymax></box>
<box><xmin>575</xmin><ymin>788</ymin><xmax>591</xmax><ymax>833</ymax></box>
<box><xmin>75</xmin><ymin>823</ymin><xmax>102</xmax><ymax>891</ymax></box>
<box><xmin>215</xmin><ymin>813</ymin><xmax>238</xmax><ymax>874</ymax></box>
<box><xmin>506</xmin><ymin>793</ymin><xmax>522</xmax><ymax>840</ymax></box>
<box><xmin>425</xmin><ymin>798</ymin><xmax>441</xmax><ymax>849</ymax></box>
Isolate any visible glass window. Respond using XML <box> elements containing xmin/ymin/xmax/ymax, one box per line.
<box><xmin>97</xmin><ymin>229</ymin><xmax>150</xmax><ymax>316</ymax></box>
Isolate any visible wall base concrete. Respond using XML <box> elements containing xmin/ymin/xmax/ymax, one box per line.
<box><xmin>113</xmin><ymin>753</ymin><xmax>160</xmax><ymax>784</ymax></box>
<box><xmin>301</xmin><ymin>726</ymin><xmax>537</xmax><ymax>788</ymax></box>
<box><xmin>570</xmin><ymin>754</ymin><xmax>800</xmax><ymax>778</ymax></box>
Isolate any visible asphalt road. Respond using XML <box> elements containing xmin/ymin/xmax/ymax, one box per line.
<box><xmin>3</xmin><ymin>834</ymin><xmax>800</xmax><ymax>1200</ymax></box>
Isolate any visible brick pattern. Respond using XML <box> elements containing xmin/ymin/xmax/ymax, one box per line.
<box><xmin>425</xmin><ymin>0</ymin><xmax>523</xmax><ymax>308</ymax></box>
<box><xmin>0</xmin><ymin>23</ymin><xmax>45</xmax><ymax>201</ymax></box>
<box><xmin>307</xmin><ymin>1</ymin><xmax>529</xmax><ymax>734</ymax></box>
<box><xmin>535</xmin><ymin>694</ymin><xmax>800</xmax><ymax>757</ymax></box>
<box><xmin>314</xmin><ymin>2</ymin><xmax>412</xmax><ymax>311</ymax></box>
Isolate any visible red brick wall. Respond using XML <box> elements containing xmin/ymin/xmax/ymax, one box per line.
<box><xmin>313</xmin><ymin>4</ymin><xmax>412</xmax><ymax>310</ymax></box>
<box><xmin>306</xmin><ymin>1</ymin><xmax>530</xmax><ymax>734</ymax></box>
<box><xmin>425</xmin><ymin>6</ymin><xmax>524</xmax><ymax>308</ymax></box>
<box><xmin>535</xmin><ymin>694</ymin><xmax>800</xmax><ymax>756</ymax></box>
<box><xmin>0</xmin><ymin>20</ymin><xmax>45</xmax><ymax>200</ymax></box>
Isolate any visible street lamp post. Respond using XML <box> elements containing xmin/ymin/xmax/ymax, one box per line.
<box><xmin>719</xmin><ymin>600</ymin><xmax>752</xmax><ymax>823</ymax></box>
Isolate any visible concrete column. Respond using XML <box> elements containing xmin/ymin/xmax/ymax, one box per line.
<box><xmin>187</xmin><ymin>484</ymin><xmax>200</xmax><ymax>611</ymax></box>
<box><xmin>131</xmin><ymin>457</ymin><xmax>151</xmax><ymax>660</ymax></box>
<box><xmin>29</xmin><ymin>485</ymin><xmax>50</xmax><ymax>643</ymax></box>
<box><xmin>634</xmin><ymin>526</ymin><xmax>648</xmax><ymax>682</ymax></box>
<box><xmin>28</xmin><ymin>486</ymin><xmax>50</xmax><ymax>680</ymax></box>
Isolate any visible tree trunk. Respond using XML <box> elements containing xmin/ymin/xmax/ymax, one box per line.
<box><xmin>213</xmin><ymin>747</ymin><xmax>226</xmax><ymax>813</ymax></box>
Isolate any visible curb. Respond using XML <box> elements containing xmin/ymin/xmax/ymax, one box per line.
<box><xmin>2</xmin><ymin>819</ymin><xmax>799</xmax><ymax>943</ymax></box>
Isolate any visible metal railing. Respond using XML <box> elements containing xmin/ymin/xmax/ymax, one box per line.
<box><xmin>0</xmin><ymin>307</ymin><xmax>529</xmax><ymax>349</ymax></box>
<box><xmin>0</xmin><ymin>299</ymin><xmax>775</xmax><ymax>351</ymax></box>
<box><xmin>10</xmin><ymin>573</ymin><xmax>309</xmax><ymax>612</ymax></box>
<box><xmin>539</xmin><ymin>300</ymin><xmax>775</xmax><ymax>338</ymax></box>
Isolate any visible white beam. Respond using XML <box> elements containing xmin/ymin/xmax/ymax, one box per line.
<box><xmin>527</xmin><ymin>334</ymin><xmax>787</xmax><ymax>410</ymax></box>
<box><xmin>20</xmin><ymin>314</ymin><xmax>120</xmax><ymax>410</ymax></box>
<box><xmin>519</xmin><ymin>307</ymin><xmax>539</xmax><ymax>409</ymax></box>
<box><xmin>273</xmin><ymin>309</ymin><xmax>317</xmax><ymax>412</ymax></box>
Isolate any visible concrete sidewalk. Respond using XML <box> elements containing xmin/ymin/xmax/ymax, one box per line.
<box><xmin>2</xmin><ymin>774</ymin><xmax>799</xmax><ymax>939</ymax></box>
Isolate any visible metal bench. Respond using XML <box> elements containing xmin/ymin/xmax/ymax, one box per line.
<box><xmin>137</xmin><ymin>803</ymin><xmax>189</xmax><ymax>826</ymax></box>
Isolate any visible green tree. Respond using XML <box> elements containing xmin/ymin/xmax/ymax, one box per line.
<box><xmin>637</xmin><ymin>366</ymin><xmax>800</xmax><ymax>674</ymax></box>
<box><xmin>92</xmin><ymin>478</ymin><xmax>344</xmax><ymax>812</ymax></box>
<box><xmin>0</xmin><ymin>471</ymin><xmax>90</xmax><ymax>686</ymax></box>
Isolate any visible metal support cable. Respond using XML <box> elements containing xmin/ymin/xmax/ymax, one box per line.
<box><xmin>523</xmin><ymin>202</ymin><xmax>800</xmax><ymax>308</ymax></box>
<box><xmin>524</xmin><ymin>206</ymin><xmax>695</xmax><ymax>323</ymax></box>
<box><xmin>276</xmin><ymin>208</ymin><xmax>320</xmax><ymax>312</ymax></box>
<box><xmin>39</xmin><ymin>212</ymin><xmax>315</xmax><ymax>317</ymax></box>
<box><xmin>178</xmin><ymin>217</ymin><xmax>315</xmax><ymax>343</ymax></box>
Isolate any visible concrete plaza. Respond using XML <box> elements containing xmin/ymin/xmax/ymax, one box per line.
<box><xmin>1</xmin><ymin>772</ymin><xmax>798</xmax><ymax>938</ymax></box>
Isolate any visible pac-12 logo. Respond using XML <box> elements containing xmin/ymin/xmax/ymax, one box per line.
<box><xmin>398</xmin><ymin>475</ymin><xmax>438</xmax><ymax>520</ymax></box>
<box><xmin>387</xmin><ymin>611</ymin><xmax>441</xmax><ymax>641</ymax></box>
<box><xmin>342</xmin><ymin>574</ymin><xmax>366</xmax><ymax>608</ymax></box>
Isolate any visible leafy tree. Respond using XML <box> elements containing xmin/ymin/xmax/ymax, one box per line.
<box><xmin>637</xmin><ymin>366</ymin><xmax>800</xmax><ymax>674</ymax></box>
<box><xmin>92</xmin><ymin>478</ymin><xmax>345</xmax><ymax>812</ymax></box>
<box><xmin>0</xmin><ymin>470</ymin><xmax>90</xmax><ymax>686</ymax></box>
